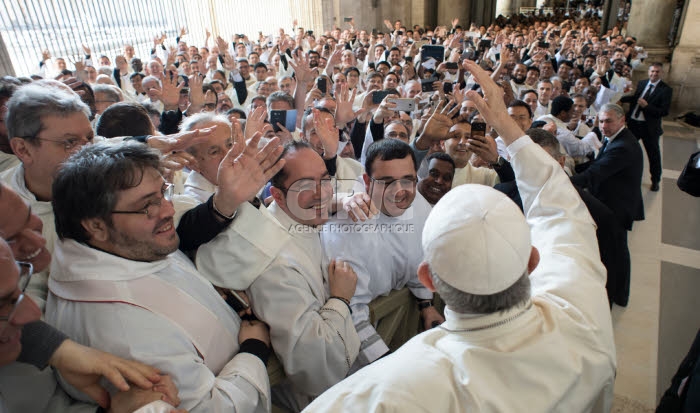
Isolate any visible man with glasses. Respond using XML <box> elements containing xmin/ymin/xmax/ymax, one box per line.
<box><xmin>0</xmin><ymin>84</ymin><xmax>94</xmax><ymax>310</ymax></box>
<box><xmin>47</xmin><ymin>141</ymin><xmax>280</xmax><ymax>412</ymax></box>
<box><xmin>0</xmin><ymin>184</ymin><xmax>183</xmax><ymax>412</ymax></box>
<box><xmin>322</xmin><ymin>138</ymin><xmax>443</xmax><ymax>371</ymax></box>
<box><xmin>242</xmin><ymin>140</ymin><xmax>361</xmax><ymax>411</ymax></box>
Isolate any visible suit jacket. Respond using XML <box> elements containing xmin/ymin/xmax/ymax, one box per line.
<box><xmin>495</xmin><ymin>180</ymin><xmax>631</xmax><ymax>306</ymax></box>
<box><xmin>571</xmin><ymin>127</ymin><xmax>644</xmax><ymax>230</ymax></box>
<box><xmin>621</xmin><ymin>79</ymin><xmax>672</xmax><ymax>136</ymax></box>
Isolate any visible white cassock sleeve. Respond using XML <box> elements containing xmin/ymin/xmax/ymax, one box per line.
<box><xmin>196</xmin><ymin>202</ymin><xmax>291</xmax><ymax>290</ymax></box>
<box><xmin>247</xmin><ymin>263</ymin><xmax>360</xmax><ymax>397</ymax></box>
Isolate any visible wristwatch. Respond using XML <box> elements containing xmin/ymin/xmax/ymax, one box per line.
<box><xmin>490</xmin><ymin>156</ymin><xmax>506</xmax><ymax>169</ymax></box>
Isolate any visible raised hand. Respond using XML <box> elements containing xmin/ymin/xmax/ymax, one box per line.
<box><xmin>466</xmin><ymin>132</ymin><xmax>499</xmax><ymax>164</ymax></box>
<box><xmin>187</xmin><ymin>74</ymin><xmax>204</xmax><ymax>113</ymax></box>
<box><xmin>463</xmin><ymin>59</ymin><xmax>523</xmax><ymax>145</ymax></box>
<box><xmin>215</xmin><ymin>36</ymin><xmax>229</xmax><ymax>56</ymax></box>
<box><xmin>415</xmin><ymin>99</ymin><xmax>460</xmax><ymax>150</ymax></box>
<box><xmin>222</xmin><ymin>53</ymin><xmax>236</xmax><ymax>71</ymax></box>
<box><xmin>244</xmin><ymin>106</ymin><xmax>268</xmax><ymax>141</ymax></box>
<box><xmin>146</xmin><ymin>126</ymin><xmax>216</xmax><ymax>153</ymax></box>
<box><xmin>160</xmin><ymin>70</ymin><xmax>185</xmax><ymax>111</ymax></box>
<box><xmin>334</xmin><ymin>84</ymin><xmax>359</xmax><ymax>126</ymax></box>
<box><xmin>214</xmin><ymin>132</ymin><xmax>285</xmax><ymax>216</ymax></box>
<box><xmin>81</xmin><ymin>44</ymin><xmax>91</xmax><ymax>56</ymax></box>
<box><xmin>287</xmin><ymin>52</ymin><xmax>314</xmax><ymax>84</ymax></box>
<box><xmin>312</xmin><ymin>108</ymin><xmax>340</xmax><ymax>159</ymax></box>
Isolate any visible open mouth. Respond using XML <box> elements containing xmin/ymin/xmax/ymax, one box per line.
<box><xmin>18</xmin><ymin>248</ymin><xmax>43</xmax><ymax>261</ymax></box>
<box><xmin>155</xmin><ymin>220</ymin><xmax>174</xmax><ymax>235</ymax></box>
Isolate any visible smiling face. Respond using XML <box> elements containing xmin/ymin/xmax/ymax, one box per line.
<box><xmin>444</xmin><ymin>123</ymin><xmax>472</xmax><ymax>168</ymax></box>
<box><xmin>0</xmin><ymin>184</ymin><xmax>51</xmax><ymax>272</ymax></box>
<box><xmin>87</xmin><ymin>168</ymin><xmax>179</xmax><ymax>262</ymax></box>
<box><xmin>364</xmin><ymin>155</ymin><xmax>417</xmax><ymax>217</ymax></box>
<box><xmin>417</xmin><ymin>158</ymin><xmax>454</xmax><ymax>205</ymax></box>
<box><xmin>0</xmin><ymin>238</ymin><xmax>41</xmax><ymax>366</ymax></box>
<box><xmin>272</xmin><ymin>147</ymin><xmax>334</xmax><ymax>226</ymax></box>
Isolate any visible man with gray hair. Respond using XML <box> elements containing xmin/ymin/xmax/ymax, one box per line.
<box><xmin>140</xmin><ymin>75</ymin><xmax>164</xmax><ymax>113</ymax></box>
<box><xmin>92</xmin><ymin>84</ymin><xmax>123</xmax><ymax>116</ymax></box>
<box><xmin>305</xmin><ymin>60</ymin><xmax>615</xmax><ymax>413</ymax></box>
<box><xmin>0</xmin><ymin>83</ymin><xmax>93</xmax><ymax>310</ymax></box>
<box><xmin>571</xmin><ymin>103</ymin><xmax>644</xmax><ymax>231</ymax></box>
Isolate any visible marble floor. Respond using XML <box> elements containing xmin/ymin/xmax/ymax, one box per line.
<box><xmin>611</xmin><ymin>119</ymin><xmax>700</xmax><ymax>411</ymax></box>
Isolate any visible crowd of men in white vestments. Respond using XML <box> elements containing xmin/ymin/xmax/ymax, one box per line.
<box><xmin>0</xmin><ymin>4</ymin><xmax>675</xmax><ymax>412</ymax></box>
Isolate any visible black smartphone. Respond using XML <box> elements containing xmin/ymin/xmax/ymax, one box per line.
<box><xmin>270</xmin><ymin>109</ymin><xmax>297</xmax><ymax>132</ymax></box>
<box><xmin>371</xmin><ymin>28</ymin><xmax>378</xmax><ymax>36</ymax></box>
<box><xmin>368</xmin><ymin>62</ymin><xmax>376</xmax><ymax>70</ymax></box>
<box><xmin>421</xmin><ymin>45</ymin><xmax>445</xmax><ymax>63</ymax></box>
<box><xmin>270</xmin><ymin>110</ymin><xmax>286</xmax><ymax>132</ymax></box>
<box><xmin>344</xmin><ymin>17</ymin><xmax>352</xmax><ymax>22</ymax></box>
<box><xmin>397</xmin><ymin>30</ymin><xmax>404</xmax><ymax>35</ymax></box>
<box><xmin>372</xmin><ymin>90</ymin><xmax>392</xmax><ymax>104</ymax></box>
<box><xmin>478</xmin><ymin>39</ymin><xmax>492</xmax><ymax>49</ymax></box>
<box><xmin>443</xmin><ymin>82</ymin><xmax>453</xmax><ymax>94</ymax></box>
<box><xmin>538</xmin><ymin>41</ymin><xmax>548</xmax><ymax>48</ymax></box>
<box><xmin>471</xmin><ymin>121</ymin><xmax>487</xmax><ymax>138</ymax></box>
<box><xmin>445</xmin><ymin>62</ymin><xmax>459</xmax><ymax>70</ymax></box>
<box><xmin>317</xmin><ymin>77</ymin><xmax>327</xmax><ymax>94</ymax></box>
<box><xmin>603</xmin><ymin>50</ymin><xmax>609</xmax><ymax>56</ymax></box>
<box><xmin>238</xmin><ymin>34</ymin><xmax>245</xmax><ymax>38</ymax></box>
<box><xmin>306</xmin><ymin>30</ymin><xmax>314</xmax><ymax>36</ymax></box>
<box><xmin>506</xmin><ymin>44</ymin><xmax>514</xmax><ymax>51</ymax></box>
<box><xmin>421</xmin><ymin>78</ymin><xmax>436</xmax><ymax>92</ymax></box>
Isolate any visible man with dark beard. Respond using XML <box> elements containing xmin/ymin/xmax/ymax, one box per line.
<box><xmin>509</xmin><ymin>64</ymin><xmax>529</xmax><ymax>98</ymax></box>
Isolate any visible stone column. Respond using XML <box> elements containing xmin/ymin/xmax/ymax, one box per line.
<box><xmin>627</xmin><ymin>0</ymin><xmax>676</xmax><ymax>49</ymax></box>
<box><xmin>496</xmin><ymin>0</ymin><xmax>514</xmax><ymax>17</ymax></box>
<box><xmin>0</xmin><ymin>30</ymin><xmax>16</xmax><ymax>76</ymax></box>
<box><xmin>438</xmin><ymin>0</ymin><xmax>469</xmax><ymax>28</ymax></box>
<box><xmin>667</xmin><ymin>0</ymin><xmax>700</xmax><ymax>110</ymax></box>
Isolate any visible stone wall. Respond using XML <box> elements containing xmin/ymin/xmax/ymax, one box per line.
<box><xmin>667</xmin><ymin>0</ymin><xmax>700</xmax><ymax>112</ymax></box>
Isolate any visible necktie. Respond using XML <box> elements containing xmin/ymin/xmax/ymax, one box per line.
<box><xmin>634</xmin><ymin>83</ymin><xmax>654</xmax><ymax>118</ymax></box>
<box><xmin>600</xmin><ymin>137</ymin><xmax>610</xmax><ymax>154</ymax></box>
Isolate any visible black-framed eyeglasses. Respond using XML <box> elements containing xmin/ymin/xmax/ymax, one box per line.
<box><xmin>111</xmin><ymin>183</ymin><xmax>174</xmax><ymax>219</ymax></box>
<box><xmin>28</xmin><ymin>135</ymin><xmax>93</xmax><ymax>151</ymax></box>
<box><xmin>369</xmin><ymin>176</ymin><xmax>418</xmax><ymax>192</ymax></box>
<box><xmin>0</xmin><ymin>261</ymin><xmax>33</xmax><ymax>323</ymax></box>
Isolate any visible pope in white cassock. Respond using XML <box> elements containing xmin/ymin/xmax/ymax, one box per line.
<box><xmin>304</xmin><ymin>60</ymin><xmax>616</xmax><ymax>413</ymax></box>
<box><xmin>45</xmin><ymin>136</ymin><xmax>286</xmax><ymax>413</ymax></box>
<box><xmin>322</xmin><ymin>138</ymin><xmax>444</xmax><ymax>370</ymax></box>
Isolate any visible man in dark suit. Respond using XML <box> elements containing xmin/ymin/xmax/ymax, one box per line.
<box><xmin>495</xmin><ymin>128</ymin><xmax>632</xmax><ymax>307</ymax></box>
<box><xmin>571</xmin><ymin>103</ymin><xmax>644</xmax><ymax>232</ymax></box>
<box><xmin>621</xmin><ymin>63</ymin><xmax>672</xmax><ymax>191</ymax></box>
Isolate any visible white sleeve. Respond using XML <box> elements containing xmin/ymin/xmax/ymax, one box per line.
<box><xmin>556</xmin><ymin>127</ymin><xmax>596</xmax><ymax>157</ymax></box>
<box><xmin>196</xmin><ymin>203</ymin><xmax>290</xmax><ymax>290</ymax></box>
<box><xmin>508</xmin><ymin>138</ymin><xmax>613</xmax><ymax>339</ymax></box>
